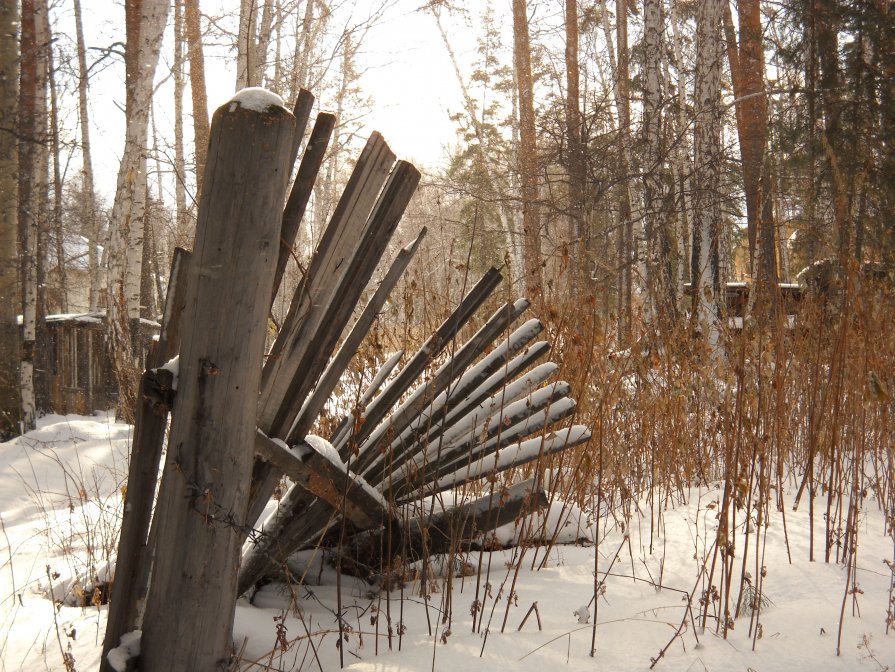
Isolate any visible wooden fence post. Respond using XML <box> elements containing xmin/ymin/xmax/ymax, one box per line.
<box><xmin>136</xmin><ymin>90</ymin><xmax>295</xmax><ymax>671</ymax></box>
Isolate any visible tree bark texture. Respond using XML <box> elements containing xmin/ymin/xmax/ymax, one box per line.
<box><xmin>512</xmin><ymin>0</ymin><xmax>543</xmax><ymax>302</ymax></box>
<box><xmin>0</xmin><ymin>0</ymin><xmax>19</xmax><ymax>436</ymax></box>
<box><xmin>692</xmin><ymin>0</ymin><xmax>724</xmax><ymax>348</ymax></box>
<box><xmin>72</xmin><ymin>0</ymin><xmax>102</xmax><ymax>311</ymax></box>
<box><xmin>106</xmin><ymin>0</ymin><xmax>169</xmax><ymax>420</ymax></box>
<box><xmin>642</xmin><ymin>0</ymin><xmax>678</xmax><ymax>323</ymax></box>
<box><xmin>140</xmin><ymin>97</ymin><xmax>295</xmax><ymax>671</ymax></box>
<box><xmin>185</xmin><ymin>0</ymin><xmax>210</xmax><ymax>201</ymax></box>
<box><xmin>564</xmin><ymin>0</ymin><xmax>588</xmax><ymax>290</ymax></box>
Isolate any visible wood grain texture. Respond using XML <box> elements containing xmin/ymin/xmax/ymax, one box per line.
<box><xmin>139</xmin><ymin>98</ymin><xmax>295</xmax><ymax>672</ymax></box>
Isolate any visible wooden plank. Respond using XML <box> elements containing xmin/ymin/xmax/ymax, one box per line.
<box><xmin>253</xmin><ymin>430</ymin><xmax>387</xmax><ymax>530</ymax></box>
<box><xmin>245</xmin><ymin>161</ymin><xmax>420</xmax><ymax>527</ymax></box>
<box><xmin>287</xmin><ymin>88</ymin><xmax>315</xmax><ymax>168</ymax></box>
<box><xmin>271</xmin><ymin>110</ymin><xmax>335</xmax><ymax>306</ymax></box>
<box><xmin>342</xmin><ymin>478</ymin><xmax>548</xmax><ymax>575</ymax></box>
<box><xmin>238</xmin><ymin>438</ymin><xmax>393</xmax><ymax>596</ymax></box>
<box><xmin>99</xmin><ymin>248</ymin><xmax>191</xmax><ymax>672</ymax></box>
<box><xmin>386</xmin><ymin>381</ymin><xmax>572</xmax><ymax>498</ymax></box>
<box><xmin>409</xmin><ymin>346</ymin><xmax>555</xmax><ymax>463</ymax></box>
<box><xmin>139</xmin><ymin>95</ymin><xmax>296</xmax><ymax>672</ymax></box>
<box><xmin>406</xmin><ymin>396</ymin><xmax>577</xmax><ymax>494</ymax></box>
<box><xmin>286</xmin><ymin>228</ymin><xmax>426</xmax><ymax>444</ymax></box>
<box><xmin>265</xmin><ymin>161</ymin><xmax>421</xmax><ymax>438</ymax></box>
<box><xmin>358</xmin><ymin>307</ymin><xmax>539</xmax><ymax>485</ymax></box>
<box><xmin>356</xmin><ymin>349</ymin><xmax>404</xmax><ymax>412</ymax></box>
<box><xmin>258</xmin><ymin>133</ymin><xmax>395</xmax><ymax>432</ymax></box>
<box><xmin>399</xmin><ymin>425</ymin><xmax>592</xmax><ymax>503</ymax></box>
<box><xmin>331</xmin><ymin>267</ymin><xmax>504</xmax><ymax>456</ymax></box>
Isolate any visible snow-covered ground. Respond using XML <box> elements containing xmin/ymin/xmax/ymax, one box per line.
<box><xmin>2</xmin><ymin>415</ymin><xmax>893</xmax><ymax>671</ymax></box>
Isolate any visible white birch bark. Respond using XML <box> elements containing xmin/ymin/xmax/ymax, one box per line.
<box><xmin>665</xmin><ymin>0</ymin><xmax>693</xmax><ymax>290</ymax></box>
<box><xmin>692</xmin><ymin>0</ymin><xmax>724</xmax><ymax>349</ymax></box>
<box><xmin>106</xmin><ymin>0</ymin><xmax>169</xmax><ymax>418</ymax></box>
<box><xmin>642</xmin><ymin>0</ymin><xmax>671</xmax><ymax>318</ymax></box>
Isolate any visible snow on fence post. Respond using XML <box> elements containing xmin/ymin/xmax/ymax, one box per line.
<box><xmin>135</xmin><ymin>89</ymin><xmax>295</xmax><ymax>672</ymax></box>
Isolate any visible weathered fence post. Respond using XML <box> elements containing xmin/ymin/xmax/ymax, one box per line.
<box><xmin>137</xmin><ymin>90</ymin><xmax>295</xmax><ymax>671</ymax></box>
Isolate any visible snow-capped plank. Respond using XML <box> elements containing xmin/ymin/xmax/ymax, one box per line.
<box><xmin>355</xmin><ymin>299</ymin><xmax>532</xmax><ymax>482</ymax></box>
<box><xmin>402</xmin><ymin>425</ymin><xmax>592</xmax><ymax>501</ymax></box>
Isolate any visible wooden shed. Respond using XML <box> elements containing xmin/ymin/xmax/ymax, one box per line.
<box><xmin>683</xmin><ymin>282</ymin><xmax>805</xmax><ymax>328</ymax></box>
<box><xmin>43</xmin><ymin>312</ymin><xmax>160</xmax><ymax>414</ymax></box>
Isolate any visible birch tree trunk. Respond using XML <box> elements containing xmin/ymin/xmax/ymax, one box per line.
<box><xmin>666</xmin><ymin>0</ymin><xmax>694</xmax><ymax>288</ymax></box>
<box><xmin>48</xmin><ymin>18</ymin><xmax>67</xmax><ymax>314</ymax></box>
<box><xmin>598</xmin><ymin>0</ymin><xmax>637</xmax><ymax>341</ymax></box>
<box><xmin>692</xmin><ymin>0</ymin><xmax>724</xmax><ymax>348</ymax></box>
<box><xmin>642</xmin><ymin>0</ymin><xmax>678</xmax><ymax>323</ymax></box>
<box><xmin>0</xmin><ymin>0</ymin><xmax>20</xmax><ymax>436</ymax></box>
<box><xmin>291</xmin><ymin>0</ymin><xmax>317</xmax><ymax>94</ymax></box>
<box><xmin>512</xmin><ymin>0</ymin><xmax>543</xmax><ymax>302</ymax></box>
<box><xmin>106</xmin><ymin>0</ymin><xmax>169</xmax><ymax>420</ymax></box>
<box><xmin>253</xmin><ymin>0</ymin><xmax>275</xmax><ymax>86</ymax></box>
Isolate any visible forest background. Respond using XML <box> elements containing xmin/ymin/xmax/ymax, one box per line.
<box><xmin>0</xmin><ymin>0</ymin><xmax>893</xmax><ymax>429</ymax></box>
<box><xmin>1</xmin><ymin>1</ymin><xmax>895</xmax><ymax>669</ymax></box>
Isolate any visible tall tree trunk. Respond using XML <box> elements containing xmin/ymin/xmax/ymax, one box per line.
<box><xmin>599</xmin><ymin>0</ymin><xmax>636</xmax><ymax>341</ymax></box>
<box><xmin>253</xmin><ymin>0</ymin><xmax>275</xmax><ymax>87</ymax></box>
<box><xmin>723</xmin><ymin>0</ymin><xmax>774</xmax><ymax>288</ymax></box>
<box><xmin>642</xmin><ymin>0</ymin><xmax>678</xmax><ymax>324</ymax></box>
<box><xmin>667</xmin><ymin>0</ymin><xmax>694</xmax><ymax>288</ymax></box>
<box><xmin>0</xmin><ymin>0</ymin><xmax>20</xmax><ymax>436</ymax></box>
<box><xmin>106</xmin><ymin>0</ymin><xmax>170</xmax><ymax>421</ymax></box>
<box><xmin>73</xmin><ymin>0</ymin><xmax>101</xmax><ymax>312</ymax></box>
<box><xmin>184</xmin><ymin>0</ymin><xmax>209</xmax><ymax>200</ymax></box>
<box><xmin>814</xmin><ymin>0</ymin><xmax>850</xmax><ymax>258</ymax></box>
<box><xmin>18</xmin><ymin>0</ymin><xmax>43</xmax><ymax>428</ymax></box>
<box><xmin>564</xmin><ymin>0</ymin><xmax>588</xmax><ymax>292</ymax></box>
<box><xmin>291</xmin><ymin>0</ymin><xmax>317</xmax><ymax>94</ymax></box>
<box><xmin>692</xmin><ymin>0</ymin><xmax>724</xmax><ymax>349</ymax></box>
<box><xmin>236</xmin><ymin>0</ymin><xmax>258</xmax><ymax>89</ymax></box>
<box><xmin>512</xmin><ymin>0</ymin><xmax>543</xmax><ymax>302</ymax></box>
<box><xmin>173</xmin><ymin>0</ymin><xmax>189</xmax><ymax>247</ymax></box>
<box><xmin>47</xmin><ymin>8</ymin><xmax>66</xmax><ymax>314</ymax></box>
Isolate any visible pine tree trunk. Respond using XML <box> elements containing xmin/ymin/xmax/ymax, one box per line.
<box><xmin>564</xmin><ymin>0</ymin><xmax>588</xmax><ymax>292</ymax></box>
<box><xmin>512</xmin><ymin>0</ymin><xmax>543</xmax><ymax>302</ymax></box>
<box><xmin>0</xmin><ymin>0</ymin><xmax>20</xmax><ymax>436</ymax></box>
<box><xmin>184</xmin><ymin>0</ymin><xmax>210</xmax><ymax>199</ymax></box>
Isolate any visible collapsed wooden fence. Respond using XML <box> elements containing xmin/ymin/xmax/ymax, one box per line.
<box><xmin>100</xmin><ymin>88</ymin><xmax>590</xmax><ymax>671</ymax></box>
